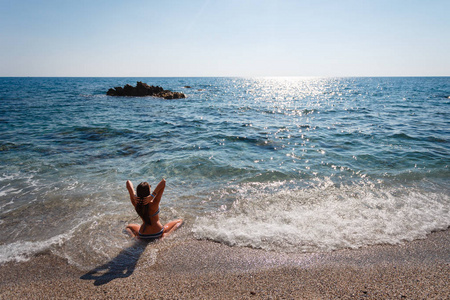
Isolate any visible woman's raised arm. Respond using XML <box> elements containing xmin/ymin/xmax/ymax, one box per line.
<box><xmin>126</xmin><ymin>180</ymin><xmax>137</xmax><ymax>207</ymax></box>
<box><xmin>151</xmin><ymin>179</ymin><xmax>166</xmax><ymax>206</ymax></box>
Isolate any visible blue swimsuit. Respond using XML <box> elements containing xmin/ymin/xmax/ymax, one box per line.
<box><xmin>138</xmin><ymin>228</ymin><xmax>164</xmax><ymax>239</ymax></box>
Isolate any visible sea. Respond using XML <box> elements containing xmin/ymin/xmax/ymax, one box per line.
<box><xmin>0</xmin><ymin>77</ymin><xmax>449</xmax><ymax>270</ymax></box>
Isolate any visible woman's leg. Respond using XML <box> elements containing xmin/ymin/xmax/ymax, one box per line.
<box><xmin>162</xmin><ymin>219</ymin><xmax>183</xmax><ymax>238</ymax></box>
<box><xmin>126</xmin><ymin>224</ymin><xmax>141</xmax><ymax>237</ymax></box>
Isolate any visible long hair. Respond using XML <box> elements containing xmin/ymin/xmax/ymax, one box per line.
<box><xmin>136</xmin><ymin>182</ymin><xmax>151</xmax><ymax>224</ymax></box>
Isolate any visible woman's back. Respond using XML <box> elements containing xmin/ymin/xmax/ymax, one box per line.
<box><xmin>126</xmin><ymin>179</ymin><xmax>183</xmax><ymax>239</ymax></box>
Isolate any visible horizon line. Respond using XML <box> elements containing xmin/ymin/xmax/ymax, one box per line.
<box><xmin>1</xmin><ymin>75</ymin><xmax>449</xmax><ymax>78</ymax></box>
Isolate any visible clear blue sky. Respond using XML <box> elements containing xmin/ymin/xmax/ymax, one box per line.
<box><xmin>1</xmin><ymin>0</ymin><xmax>449</xmax><ymax>77</ymax></box>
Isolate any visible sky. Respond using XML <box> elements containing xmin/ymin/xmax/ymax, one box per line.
<box><xmin>0</xmin><ymin>0</ymin><xmax>449</xmax><ymax>77</ymax></box>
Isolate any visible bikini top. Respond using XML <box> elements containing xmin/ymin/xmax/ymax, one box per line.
<box><xmin>150</xmin><ymin>208</ymin><xmax>160</xmax><ymax>217</ymax></box>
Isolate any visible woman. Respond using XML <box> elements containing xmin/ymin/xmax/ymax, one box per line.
<box><xmin>126</xmin><ymin>179</ymin><xmax>182</xmax><ymax>239</ymax></box>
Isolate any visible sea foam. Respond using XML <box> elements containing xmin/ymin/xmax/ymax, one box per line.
<box><xmin>193</xmin><ymin>179</ymin><xmax>449</xmax><ymax>252</ymax></box>
<box><xmin>0</xmin><ymin>233</ymin><xmax>72</xmax><ymax>264</ymax></box>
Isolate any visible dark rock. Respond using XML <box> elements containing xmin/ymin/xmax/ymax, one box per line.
<box><xmin>184</xmin><ymin>86</ymin><xmax>191</xmax><ymax>88</ymax></box>
<box><xmin>106</xmin><ymin>82</ymin><xmax>186</xmax><ymax>99</ymax></box>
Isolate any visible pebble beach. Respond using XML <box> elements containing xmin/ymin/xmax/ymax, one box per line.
<box><xmin>1</xmin><ymin>229</ymin><xmax>448</xmax><ymax>299</ymax></box>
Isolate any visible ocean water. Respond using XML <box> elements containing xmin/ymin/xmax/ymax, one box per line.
<box><xmin>0</xmin><ymin>77</ymin><xmax>449</xmax><ymax>269</ymax></box>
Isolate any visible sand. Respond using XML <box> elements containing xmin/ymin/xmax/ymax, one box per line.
<box><xmin>1</xmin><ymin>229</ymin><xmax>449</xmax><ymax>299</ymax></box>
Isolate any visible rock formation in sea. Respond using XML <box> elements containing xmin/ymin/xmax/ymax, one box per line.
<box><xmin>107</xmin><ymin>82</ymin><xmax>186</xmax><ymax>99</ymax></box>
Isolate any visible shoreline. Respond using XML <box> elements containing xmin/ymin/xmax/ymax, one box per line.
<box><xmin>1</xmin><ymin>229</ymin><xmax>449</xmax><ymax>299</ymax></box>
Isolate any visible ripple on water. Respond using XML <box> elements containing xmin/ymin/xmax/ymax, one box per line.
<box><xmin>0</xmin><ymin>77</ymin><xmax>449</xmax><ymax>267</ymax></box>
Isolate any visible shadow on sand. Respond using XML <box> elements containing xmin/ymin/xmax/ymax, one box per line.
<box><xmin>80</xmin><ymin>239</ymin><xmax>153</xmax><ymax>286</ymax></box>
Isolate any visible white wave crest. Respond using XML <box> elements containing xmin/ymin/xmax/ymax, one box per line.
<box><xmin>0</xmin><ymin>233</ymin><xmax>72</xmax><ymax>264</ymax></box>
<box><xmin>193</xmin><ymin>180</ymin><xmax>449</xmax><ymax>252</ymax></box>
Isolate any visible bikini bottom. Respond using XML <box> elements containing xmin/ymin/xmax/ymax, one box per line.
<box><xmin>138</xmin><ymin>228</ymin><xmax>164</xmax><ymax>239</ymax></box>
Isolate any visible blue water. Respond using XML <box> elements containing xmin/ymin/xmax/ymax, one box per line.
<box><xmin>0</xmin><ymin>77</ymin><xmax>449</xmax><ymax>268</ymax></box>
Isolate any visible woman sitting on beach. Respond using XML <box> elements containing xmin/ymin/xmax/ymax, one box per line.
<box><xmin>126</xmin><ymin>179</ymin><xmax>183</xmax><ymax>239</ymax></box>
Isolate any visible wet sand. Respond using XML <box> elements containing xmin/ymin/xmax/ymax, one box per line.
<box><xmin>1</xmin><ymin>229</ymin><xmax>449</xmax><ymax>299</ymax></box>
